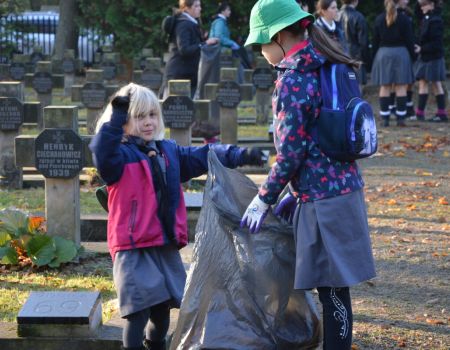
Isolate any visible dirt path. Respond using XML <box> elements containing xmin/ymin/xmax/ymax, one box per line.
<box><xmin>350</xmin><ymin>120</ymin><xmax>449</xmax><ymax>349</ymax></box>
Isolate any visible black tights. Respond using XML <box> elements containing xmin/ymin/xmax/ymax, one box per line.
<box><xmin>123</xmin><ymin>302</ymin><xmax>170</xmax><ymax>349</ymax></box>
<box><xmin>317</xmin><ymin>287</ymin><xmax>353</xmax><ymax>350</ymax></box>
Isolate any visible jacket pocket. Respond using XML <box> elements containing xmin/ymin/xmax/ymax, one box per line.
<box><xmin>128</xmin><ymin>200</ymin><xmax>137</xmax><ymax>233</ymax></box>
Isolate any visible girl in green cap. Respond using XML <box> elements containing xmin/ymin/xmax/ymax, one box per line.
<box><xmin>241</xmin><ymin>0</ymin><xmax>376</xmax><ymax>348</ymax></box>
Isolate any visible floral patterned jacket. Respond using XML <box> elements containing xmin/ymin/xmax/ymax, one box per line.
<box><xmin>259</xmin><ymin>40</ymin><xmax>364</xmax><ymax>205</ymax></box>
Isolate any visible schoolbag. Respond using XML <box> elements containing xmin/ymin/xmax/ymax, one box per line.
<box><xmin>313</xmin><ymin>62</ymin><xmax>377</xmax><ymax>162</ymax></box>
<box><xmin>161</xmin><ymin>15</ymin><xmax>177</xmax><ymax>41</ymax></box>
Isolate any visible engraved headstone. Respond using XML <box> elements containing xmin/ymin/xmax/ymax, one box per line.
<box><xmin>252</xmin><ymin>68</ymin><xmax>275</xmax><ymax>90</ymax></box>
<box><xmin>62</xmin><ymin>58</ymin><xmax>75</xmax><ymax>74</ymax></box>
<box><xmin>162</xmin><ymin>95</ymin><xmax>195</xmax><ymax>129</ymax></box>
<box><xmin>35</xmin><ymin>129</ymin><xmax>84</xmax><ymax>179</ymax></box>
<box><xmin>141</xmin><ymin>68</ymin><xmax>163</xmax><ymax>90</ymax></box>
<box><xmin>101</xmin><ymin>61</ymin><xmax>116</xmax><ymax>80</ymax></box>
<box><xmin>32</xmin><ymin>71</ymin><xmax>53</xmax><ymax>94</ymax></box>
<box><xmin>81</xmin><ymin>82</ymin><xmax>107</xmax><ymax>109</ymax></box>
<box><xmin>216</xmin><ymin>80</ymin><xmax>241</xmax><ymax>109</ymax></box>
<box><xmin>220</xmin><ymin>54</ymin><xmax>233</xmax><ymax>68</ymax></box>
<box><xmin>9</xmin><ymin>62</ymin><xmax>26</xmax><ymax>81</ymax></box>
<box><xmin>17</xmin><ymin>291</ymin><xmax>102</xmax><ymax>338</ymax></box>
<box><xmin>0</xmin><ymin>97</ymin><xmax>24</xmax><ymax>130</ymax></box>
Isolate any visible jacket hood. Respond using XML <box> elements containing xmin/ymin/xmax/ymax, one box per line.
<box><xmin>275</xmin><ymin>41</ymin><xmax>325</xmax><ymax>73</ymax></box>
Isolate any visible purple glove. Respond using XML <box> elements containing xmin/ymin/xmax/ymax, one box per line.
<box><xmin>273</xmin><ymin>193</ymin><xmax>297</xmax><ymax>224</ymax></box>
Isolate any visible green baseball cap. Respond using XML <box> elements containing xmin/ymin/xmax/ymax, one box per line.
<box><xmin>245</xmin><ymin>0</ymin><xmax>314</xmax><ymax>46</ymax></box>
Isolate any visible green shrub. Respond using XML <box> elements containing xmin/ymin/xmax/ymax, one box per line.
<box><xmin>0</xmin><ymin>209</ymin><xmax>80</xmax><ymax>268</ymax></box>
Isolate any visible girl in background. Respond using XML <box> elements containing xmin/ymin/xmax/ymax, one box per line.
<box><xmin>371</xmin><ymin>0</ymin><xmax>415</xmax><ymax>126</ymax></box>
<box><xmin>315</xmin><ymin>0</ymin><xmax>348</xmax><ymax>52</ymax></box>
<box><xmin>414</xmin><ymin>0</ymin><xmax>447</xmax><ymax>122</ymax></box>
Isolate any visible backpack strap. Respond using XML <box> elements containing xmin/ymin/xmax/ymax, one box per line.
<box><xmin>330</xmin><ymin>64</ymin><xmax>338</xmax><ymax>109</ymax></box>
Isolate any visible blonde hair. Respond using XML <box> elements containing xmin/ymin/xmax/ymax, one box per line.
<box><xmin>95</xmin><ymin>83</ymin><xmax>165</xmax><ymax>140</ymax></box>
<box><xmin>385</xmin><ymin>0</ymin><xmax>398</xmax><ymax>27</ymax></box>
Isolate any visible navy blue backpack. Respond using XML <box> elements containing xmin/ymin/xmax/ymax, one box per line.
<box><xmin>313</xmin><ymin>62</ymin><xmax>377</xmax><ymax>162</ymax></box>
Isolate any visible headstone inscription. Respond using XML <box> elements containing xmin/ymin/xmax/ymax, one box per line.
<box><xmin>32</xmin><ymin>62</ymin><xmax>53</xmax><ymax>108</ymax></box>
<box><xmin>35</xmin><ymin>129</ymin><xmax>84</xmax><ymax>179</ymax></box>
<box><xmin>0</xmin><ymin>97</ymin><xmax>24</xmax><ymax>131</ymax></box>
<box><xmin>17</xmin><ymin>291</ymin><xmax>102</xmax><ymax>338</ymax></box>
<box><xmin>9</xmin><ymin>62</ymin><xmax>26</xmax><ymax>81</ymax></box>
<box><xmin>163</xmin><ymin>80</ymin><xmax>194</xmax><ymax>146</ymax></box>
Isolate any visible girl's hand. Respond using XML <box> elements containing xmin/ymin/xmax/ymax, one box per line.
<box><xmin>110</xmin><ymin>96</ymin><xmax>130</xmax><ymax>127</ymax></box>
<box><xmin>240</xmin><ymin>195</ymin><xmax>270</xmax><ymax>234</ymax></box>
<box><xmin>206</xmin><ymin>37</ymin><xmax>219</xmax><ymax>45</ymax></box>
<box><xmin>414</xmin><ymin>44</ymin><xmax>421</xmax><ymax>54</ymax></box>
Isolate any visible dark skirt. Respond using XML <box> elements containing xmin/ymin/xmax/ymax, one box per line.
<box><xmin>371</xmin><ymin>46</ymin><xmax>414</xmax><ymax>85</ymax></box>
<box><xmin>414</xmin><ymin>57</ymin><xmax>446</xmax><ymax>82</ymax></box>
<box><xmin>293</xmin><ymin>190</ymin><xmax>376</xmax><ymax>289</ymax></box>
<box><xmin>113</xmin><ymin>245</ymin><xmax>187</xmax><ymax>317</ymax></box>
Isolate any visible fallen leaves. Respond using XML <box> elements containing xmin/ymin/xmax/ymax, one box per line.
<box><xmin>438</xmin><ymin>197</ymin><xmax>448</xmax><ymax>205</ymax></box>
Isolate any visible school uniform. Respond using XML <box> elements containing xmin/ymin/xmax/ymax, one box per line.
<box><xmin>371</xmin><ymin>11</ymin><xmax>415</xmax><ymax>85</ymax></box>
<box><xmin>414</xmin><ymin>9</ymin><xmax>446</xmax><ymax>82</ymax></box>
<box><xmin>258</xmin><ymin>40</ymin><xmax>376</xmax><ymax>290</ymax></box>
<box><xmin>315</xmin><ymin>17</ymin><xmax>348</xmax><ymax>53</ymax></box>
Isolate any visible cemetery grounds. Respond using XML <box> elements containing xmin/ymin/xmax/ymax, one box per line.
<box><xmin>0</xmin><ymin>89</ymin><xmax>449</xmax><ymax>349</ymax></box>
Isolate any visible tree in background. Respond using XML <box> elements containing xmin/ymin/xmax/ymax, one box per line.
<box><xmin>54</xmin><ymin>0</ymin><xmax>78</xmax><ymax>59</ymax></box>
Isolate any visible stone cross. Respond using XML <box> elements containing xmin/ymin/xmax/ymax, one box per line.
<box><xmin>253</xmin><ymin>56</ymin><xmax>275</xmax><ymax>125</ymax></box>
<box><xmin>71</xmin><ymin>69</ymin><xmax>118</xmax><ymax>134</ymax></box>
<box><xmin>51</xmin><ymin>49</ymin><xmax>82</xmax><ymax>97</ymax></box>
<box><xmin>133</xmin><ymin>57</ymin><xmax>163</xmax><ymax>94</ymax></box>
<box><xmin>15</xmin><ymin>106</ymin><xmax>85</xmax><ymax>245</ymax></box>
<box><xmin>0</xmin><ymin>82</ymin><xmax>24</xmax><ymax>189</ymax></box>
<box><xmin>162</xmin><ymin>80</ymin><xmax>195</xmax><ymax>146</ymax></box>
<box><xmin>204</xmin><ymin>68</ymin><xmax>253</xmax><ymax>144</ymax></box>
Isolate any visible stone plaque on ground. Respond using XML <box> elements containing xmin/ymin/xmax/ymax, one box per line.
<box><xmin>216</xmin><ymin>81</ymin><xmax>241</xmax><ymax>108</ymax></box>
<box><xmin>162</xmin><ymin>96</ymin><xmax>195</xmax><ymax>129</ymax></box>
<box><xmin>32</xmin><ymin>72</ymin><xmax>53</xmax><ymax>94</ymax></box>
<box><xmin>101</xmin><ymin>61</ymin><xmax>117</xmax><ymax>80</ymax></box>
<box><xmin>17</xmin><ymin>291</ymin><xmax>102</xmax><ymax>338</ymax></box>
<box><xmin>62</xmin><ymin>58</ymin><xmax>75</xmax><ymax>74</ymax></box>
<box><xmin>141</xmin><ymin>68</ymin><xmax>162</xmax><ymax>90</ymax></box>
<box><xmin>0</xmin><ymin>97</ymin><xmax>23</xmax><ymax>130</ymax></box>
<box><xmin>252</xmin><ymin>68</ymin><xmax>275</xmax><ymax>90</ymax></box>
<box><xmin>81</xmin><ymin>82</ymin><xmax>107</xmax><ymax>109</ymax></box>
<box><xmin>35</xmin><ymin>129</ymin><xmax>84</xmax><ymax>179</ymax></box>
<box><xmin>30</xmin><ymin>52</ymin><xmax>45</xmax><ymax>65</ymax></box>
<box><xmin>9</xmin><ymin>62</ymin><xmax>26</xmax><ymax>80</ymax></box>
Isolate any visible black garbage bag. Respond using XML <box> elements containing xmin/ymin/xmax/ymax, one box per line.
<box><xmin>170</xmin><ymin>151</ymin><xmax>321</xmax><ymax>350</ymax></box>
<box><xmin>194</xmin><ymin>43</ymin><xmax>221</xmax><ymax>100</ymax></box>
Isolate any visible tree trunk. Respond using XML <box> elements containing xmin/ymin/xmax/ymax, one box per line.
<box><xmin>54</xmin><ymin>0</ymin><xmax>78</xmax><ymax>59</ymax></box>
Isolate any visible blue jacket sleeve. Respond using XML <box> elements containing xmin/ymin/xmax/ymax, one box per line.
<box><xmin>177</xmin><ymin>143</ymin><xmax>246</xmax><ymax>183</ymax></box>
<box><xmin>89</xmin><ymin>120</ymin><xmax>125</xmax><ymax>185</ymax></box>
<box><xmin>210</xmin><ymin>18</ymin><xmax>236</xmax><ymax>48</ymax></box>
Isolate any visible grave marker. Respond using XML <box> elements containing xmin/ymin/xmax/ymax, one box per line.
<box><xmin>253</xmin><ymin>57</ymin><xmax>275</xmax><ymax>125</ymax></box>
<box><xmin>17</xmin><ymin>291</ymin><xmax>102</xmax><ymax>338</ymax></box>
<box><xmin>9</xmin><ymin>62</ymin><xmax>26</xmax><ymax>81</ymax></box>
<box><xmin>164</xmin><ymin>80</ymin><xmax>193</xmax><ymax>146</ymax></box>
<box><xmin>15</xmin><ymin>106</ymin><xmax>84</xmax><ymax>244</ymax></box>
<box><xmin>32</xmin><ymin>62</ymin><xmax>53</xmax><ymax>108</ymax></box>
<box><xmin>0</xmin><ymin>82</ymin><xmax>24</xmax><ymax>188</ymax></box>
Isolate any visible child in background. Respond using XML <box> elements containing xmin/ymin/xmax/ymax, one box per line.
<box><xmin>414</xmin><ymin>0</ymin><xmax>447</xmax><ymax>122</ymax></box>
<box><xmin>89</xmin><ymin>83</ymin><xmax>264</xmax><ymax>350</ymax></box>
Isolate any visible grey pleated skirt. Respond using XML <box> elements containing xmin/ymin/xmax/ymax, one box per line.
<box><xmin>414</xmin><ymin>57</ymin><xmax>446</xmax><ymax>82</ymax></box>
<box><xmin>113</xmin><ymin>245</ymin><xmax>187</xmax><ymax>317</ymax></box>
<box><xmin>371</xmin><ymin>46</ymin><xmax>414</xmax><ymax>85</ymax></box>
<box><xmin>293</xmin><ymin>190</ymin><xmax>376</xmax><ymax>290</ymax></box>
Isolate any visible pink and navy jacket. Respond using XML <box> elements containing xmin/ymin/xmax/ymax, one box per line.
<box><xmin>90</xmin><ymin>121</ymin><xmax>246</xmax><ymax>260</ymax></box>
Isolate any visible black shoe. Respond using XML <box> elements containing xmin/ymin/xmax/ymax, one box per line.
<box><xmin>428</xmin><ymin>115</ymin><xmax>449</xmax><ymax>123</ymax></box>
<box><xmin>406</xmin><ymin>106</ymin><xmax>415</xmax><ymax>118</ymax></box>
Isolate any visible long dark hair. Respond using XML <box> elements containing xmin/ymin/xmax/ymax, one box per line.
<box><xmin>283</xmin><ymin>20</ymin><xmax>360</xmax><ymax>69</ymax></box>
